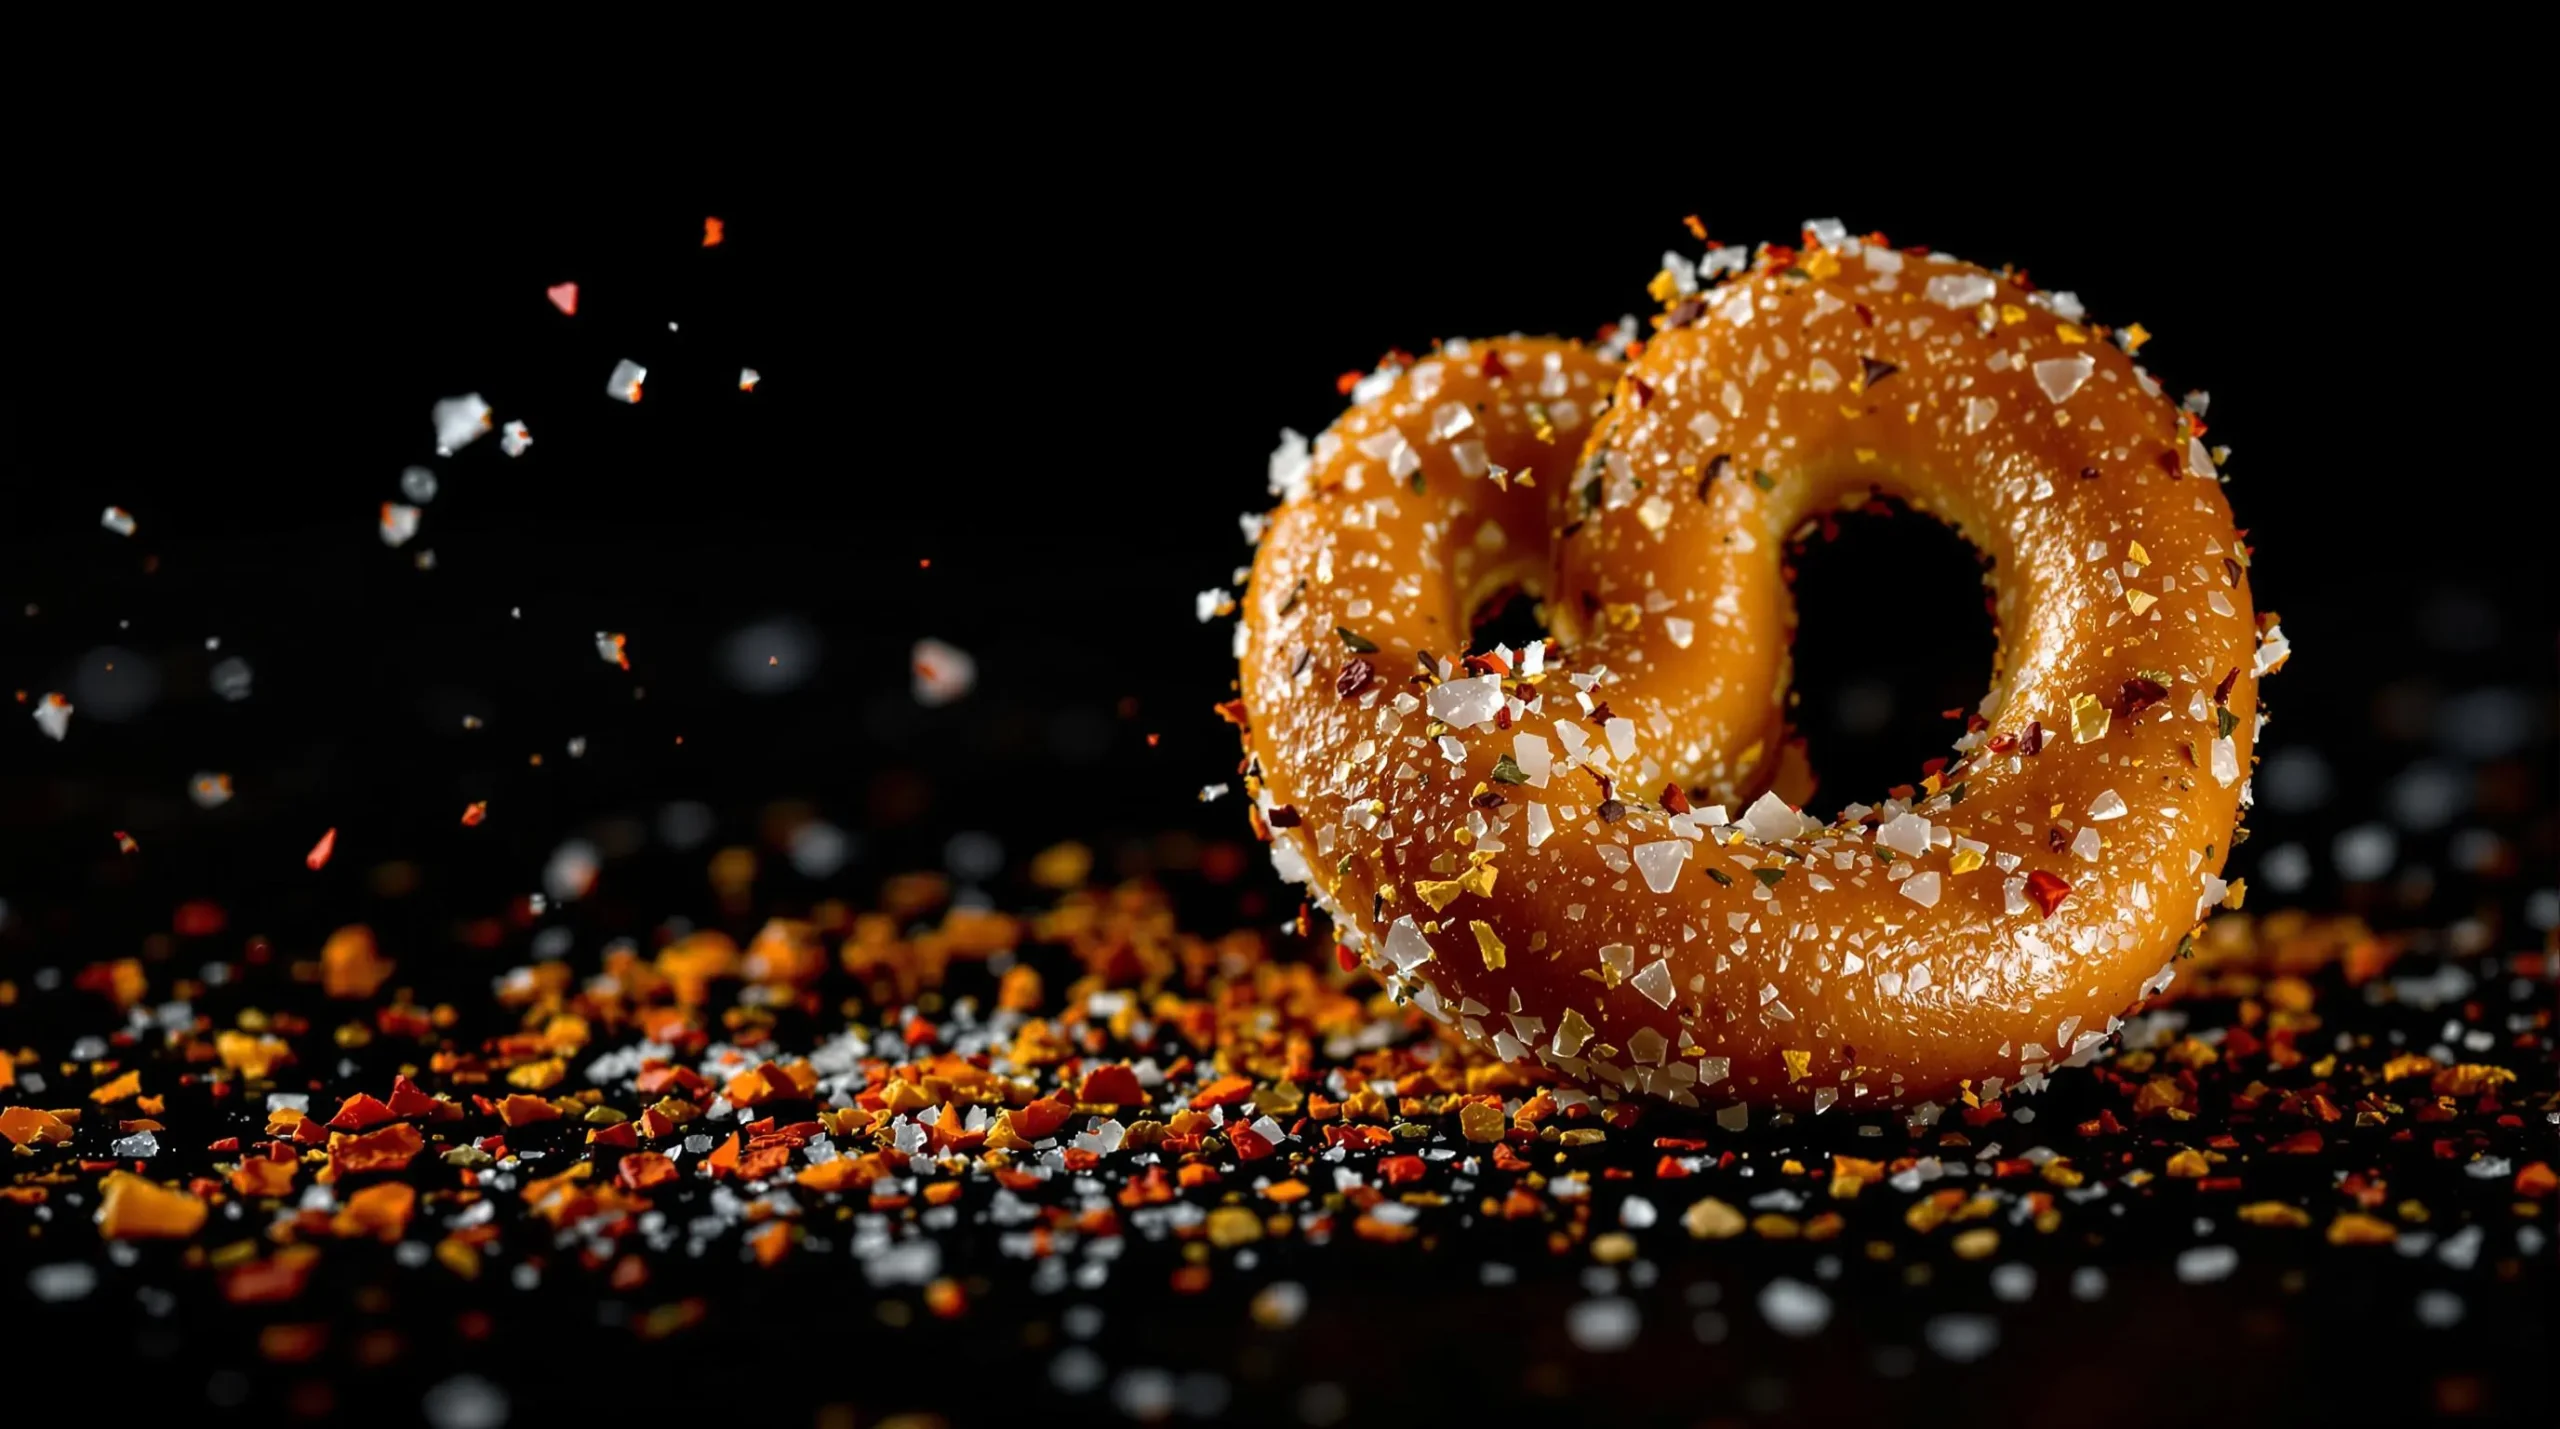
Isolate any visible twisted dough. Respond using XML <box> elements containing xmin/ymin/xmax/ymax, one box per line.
<box><xmin>1236</xmin><ymin>232</ymin><xmax>2284</xmax><ymax>1116</ymax></box>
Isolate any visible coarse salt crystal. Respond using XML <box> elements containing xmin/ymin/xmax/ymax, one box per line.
<box><xmin>431</xmin><ymin>393</ymin><xmax>491</xmax><ymax>454</ymax></box>
<box><xmin>1739</xmin><ymin>790</ymin><xmax>1808</xmax><ymax>842</ymax></box>
<box><xmin>2033</xmin><ymin>353</ymin><xmax>2095</xmax><ymax>404</ymax></box>
<box><xmin>605</xmin><ymin>360</ymin><xmax>647</xmax><ymax>403</ymax></box>
<box><xmin>101</xmin><ymin>506</ymin><xmax>137</xmax><ymax>536</ymax></box>
<box><xmin>1900</xmin><ymin>871</ymin><xmax>1943</xmax><ymax>908</ymax></box>
<box><xmin>1877</xmin><ymin>811</ymin><xmax>1933</xmax><ymax>857</ymax></box>
<box><xmin>501</xmin><ymin>420</ymin><xmax>532</xmax><ymax>457</ymax></box>
<box><xmin>1382</xmin><ymin>916</ymin><xmax>1434</xmax><ymax>972</ymax></box>
<box><xmin>1426</xmin><ymin>675</ymin><xmax>1504</xmax><ymax>730</ymax></box>
<box><xmin>1633</xmin><ymin>840</ymin><xmax>1689</xmax><ymax>894</ymax></box>
<box><xmin>911</xmin><ymin>638</ymin><xmax>976</xmax><ymax>706</ymax></box>
<box><xmin>1926</xmin><ymin>273</ymin><xmax>1998</xmax><ymax>309</ymax></box>
<box><xmin>2087</xmin><ymin>789</ymin><xmax>2128</xmax><ymax>821</ymax></box>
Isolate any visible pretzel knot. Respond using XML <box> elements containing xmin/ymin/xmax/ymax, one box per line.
<box><xmin>1235</xmin><ymin>234</ymin><xmax>2284</xmax><ymax>1113</ymax></box>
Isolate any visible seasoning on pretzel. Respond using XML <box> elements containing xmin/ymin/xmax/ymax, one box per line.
<box><xmin>1231</xmin><ymin>225</ymin><xmax>2286</xmax><ymax>1115</ymax></box>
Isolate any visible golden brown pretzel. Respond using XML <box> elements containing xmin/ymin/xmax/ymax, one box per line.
<box><xmin>1233</xmin><ymin>229</ymin><xmax>2284</xmax><ymax>1116</ymax></box>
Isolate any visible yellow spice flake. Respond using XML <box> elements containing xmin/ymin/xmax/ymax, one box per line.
<box><xmin>2126</xmin><ymin>589</ymin><xmax>2159</xmax><ymax>617</ymax></box>
<box><xmin>1469</xmin><ymin>919</ymin><xmax>1506</xmax><ymax>971</ymax></box>
<box><xmin>2071</xmin><ymin>693</ymin><xmax>2111</xmax><ymax>743</ymax></box>
<box><xmin>1949</xmin><ymin>846</ymin><xmax>1985</xmax><ymax>876</ymax></box>
<box><xmin>1782</xmin><ymin>1049</ymin><xmax>1812</xmax><ymax>1084</ymax></box>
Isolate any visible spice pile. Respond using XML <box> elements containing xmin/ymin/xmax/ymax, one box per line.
<box><xmin>3</xmin><ymin>855</ymin><xmax>2551</xmax><ymax>1426</ymax></box>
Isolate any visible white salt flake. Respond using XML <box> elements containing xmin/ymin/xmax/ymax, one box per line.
<box><xmin>431</xmin><ymin>393</ymin><xmax>491</xmax><ymax>454</ymax></box>
<box><xmin>380</xmin><ymin>503</ymin><xmax>421</xmax><ymax>547</ymax></box>
<box><xmin>911</xmin><ymin>638</ymin><xmax>976</xmax><ymax>706</ymax></box>
<box><xmin>1382</xmin><ymin>916</ymin><xmax>1435</xmax><ymax>972</ymax></box>
<box><xmin>2033</xmin><ymin>353</ymin><xmax>2096</xmax><ymax>404</ymax></box>
<box><xmin>1633</xmin><ymin>840</ymin><xmax>1689</xmax><ymax>894</ymax></box>
<box><xmin>1758</xmin><ymin>1278</ymin><xmax>1832</xmax><ymax>1336</ymax></box>
<box><xmin>1899</xmin><ymin>871</ymin><xmax>1943</xmax><ymax>908</ymax></box>
<box><xmin>2087</xmin><ymin>789</ymin><xmax>2128</xmax><ymax>821</ymax></box>
<box><xmin>501</xmin><ymin>420</ymin><xmax>532</xmax><ymax>457</ymax></box>
<box><xmin>101</xmin><ymin>506</ymin><xmax>137</xmax><ymax>536</ymax></box>
<box><xmin>33</xmin><ymin>694</ymin><xmax>72</xmax><ymax>741</ymax></box>
<box><xmin>605</xmin><ymin>360</ymin><xmax>648</xmax><ymax>403</ymax></box>
<box><xmin>1426</xmin><ymin>675</ymin><xmax>1504</xmax><ymax>730</ymax></box>
<box><xmin>1926</xmin><ymin>273</ymin><xmax>1999</xmax><ymax>309</ymax></box>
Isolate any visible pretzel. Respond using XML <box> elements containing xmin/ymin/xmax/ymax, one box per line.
<box><xmin>1234</xmin><ymin>230</ymin><xmax>2283</xmax><ymax>1113</ymax></box>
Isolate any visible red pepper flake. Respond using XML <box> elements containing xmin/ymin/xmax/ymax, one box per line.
<box><xmin>460</xmin><ymin>801</ymin><xmax>488</xmax><ymax>827</ymax></box>
<box><xmin>1658</xmin><ymin>782</ymin><xmax>1692</xmax><ymax>815</ymax></box>
<box><xmin>305</xmin><ymin>827</ymin><xmax>338</xmax><ymax>871</ymax></box>
<box><xmin>2117</xmin><ymin>678</ymin><xmax>2169</xmax><ymax>721</ymax></box>
<box><xmin>701</xmin><ymin>217</ymin><xmax>725</xmax><ymax>248</ymax></box>
<box><xmin>1334</xmin><ymin>370</ymin><xmax>1363</xmax><ymax>396</ymax></box>
<box><xmin>1228</xmin><ymin>1122</ymin><xmax>1277</xmax><ymax>1161</ymax></box>
<box><xmin>2025</xmin><ymin>870</ymin><xmax>2073</xmax><ymax>918</ymax></box>
<box><xmin>1077</xmin><ymin>1064</ymin><xmax>1147</xmax><ymax>1106</ymax></box>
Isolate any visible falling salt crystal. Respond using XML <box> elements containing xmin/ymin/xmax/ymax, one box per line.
<box><xmin>911</xmin><ymin>638</ymin><xmax>976</xmax><ymax>706</ymax></box>
<box><xmin>1964</xmin><ymin>396</ymin><xmax>1999</xmax><ymax>434</ymax></box>
<box><xmin>545</xmin><ymin>282</ymin><xmax>579</xmax><ymax>316</ymax></box>
<box><xmin>110</xmin><ymin>1130</ymin><xmax>159</xmax><ymax>1158</ymax></box>
<box><xmin>594</xmin><ymin>632</ymin><xmax>628</xmax><ymax>668</ymax></box>
<box><xmin>1630</xmin><ymin>959</ymin><xmax>1676</xmax><ymax>1009</ymax></box>
<box><xmin>1663</xmin><ymin>616</ymin><xmax>1695</xmax><ymax>649</ymax></box>
<box><xmin>566</xmin><ymin>737</ymin><xmax>587</xmax><ymax>758</ymax></box>
<box><xmin>1758</xmin><ymin>1278</ymin><xmax>1832</xmax><ymax>1336</ymax></box>
<box><xmin>1620</xmin><ymin>1196</ymin><xmax>1658</xmax><ymax>1230</ymax></box>
<box><xmin>1802</xmin><ymin>217</ymin><xmax>1848</xmax><ymax>248</ymax></box>
<box><xmin>32</xmin><ymin>693</ymin><xmax>72</xmax><ymax>741</ymax></box>
<box><xmin>2071</xmin><ymin>826</ymin><xmax>2102</xmax><ymax>861</ymax></box>
<box><xmin>400</xmin><ymin>466</ymin><xmax>439</xmax><ymax>503</ymax></box>
<box><xmin>543</xmin><ymin>839</ymin><xmax>599</xmax><ymax>903</ymax></box>
<box><xmin>501</xmin><ymin>420</ymin><xmax>532</xmax><ymax>457</ymax></box>
<box><xmin>1925</xmin><ymin>1313</ymin><xmax>2000</xmax><ymax>1362</ymax></box>
<box><xmin>2032</xmin><ymin>353</ymin><xmax>2096</xmax><ymax>404</ymax></box>
<box><xmin>432</xmin><ymin>394</ymin><xmax>491</xmax><ymax>454</ymax></box>
<box><xmin>2414</xmin><ymin>1289</ymin><xmax>2465</xmax><ymax>1329</ymax></box>
<box><xmin>1567</xmin><ymin>1298</ymin><xmax>1641</xmax><ymax>1352</ymax></box>
<box><xmin>2175</xmin><ymin>1245</ymin><xmax>2238</xmax><ymax>1283</ymax></box>
<box><xmin>605</xmin><ymin>359</ymin><xmax>648</xmax><ymax>403</ymax></box>
<box><xmin>738</xmin><ymin>367</ymin><xmax>760</xmax><ymax>392</ymax></box>
<box><xmin>422</xmin><ymin>1374</ymin><xmax>509</xmax><ymax>1429</ymax></box>
<box><xmin>2209</xmin><ymin>737</ymin><xmax>2240</xmax><ymax>786</ymax></box>
<box><xmin>2070</xmin><ymin>1266</ymin><xmax>2108</xmax><ymax>1301</ymax></box>
<box><xmin>380</xmin><ymin>503</ymin><xmax>421</xmax><ymax>547</ymax></box>
<box><xmin>101</xmin><ymin>506</ymin><xmax>137</xmax><ymax>536</ymax></box>
<box><xmin>189</xmin><ymin>772</ymin><xmax>234</xmax><ymax>808</ymax></box>
<box><xmin>2086</xmin><ymin>789</ymin><xmax>2128</xmax><ymax>821</ymax></box>
<box><xmin>208</xmin><ymin>657</ymin><xmax>253</xmax><ymax>702</ymax></box>
<box><xmin>1198</xmin><ymin>784</ymin><xmax>1229</xmax><ymax>803</ymax></box>
<box><xmin>26</xmin><ymin>1264</ymin><xmax>97</xmax><ymax>1303</ymax></box>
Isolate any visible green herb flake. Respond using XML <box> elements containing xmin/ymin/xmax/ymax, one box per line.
<box><xmin>1752</xmin><ymin>867</ymin><xmax>1786</xmax><ymax>888</ymax></box>
<box><xmin>1335</xmin><ymin>627</ymin><xmax>1379</xmax><ymax>653</ymax></box>
<box><xmin>2215</xmin><ymin>706</ymin><xmax>2239</xmax><ymax>740</ymax></box>
<box><xmin>1705</xmin><ymin>867</ymin><xmax>1734</xmax><ymax>887</ymax></box>
<box><xmin>1489</xmin><ymin>754</ymin><xmax>1529</xmax><ymax>785</ymax></box>
<box><xmin>1752</xmin><ymin>470</ymin><xmax>1776</xmax><ymax>492</ymax></box>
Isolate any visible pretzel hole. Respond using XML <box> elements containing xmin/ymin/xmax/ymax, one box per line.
<box><xmin>1785</xmin><ymin>499</ymin><xmax>1998</xmax><ymax>816</ymax></box>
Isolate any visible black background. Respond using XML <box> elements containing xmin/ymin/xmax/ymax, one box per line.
<box><xmin>6</xmin><ymin>142</ymin><xmax>2549</xmax><ymax>952</ymax></box>
<box><xmin>4</xmin><ymin>128</ymin><xmax>2553</xmax><ymax>1426</ymax></box>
